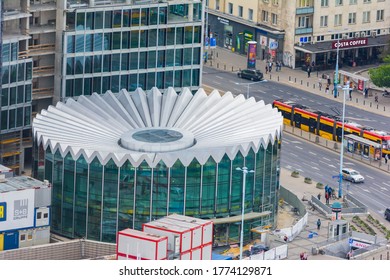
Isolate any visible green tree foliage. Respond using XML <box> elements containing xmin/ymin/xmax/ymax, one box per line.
<box><xmin>368</xmin><ymin>55</ymin><xmax>390</xmax><ymax>88</ymax></box>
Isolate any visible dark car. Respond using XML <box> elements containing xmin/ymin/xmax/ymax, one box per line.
<box><xmin>237</xmin><ymin>69</ymin><xmax>263</xmax><ymax>81</ymax></box>
<box><xmin>385</xmin><ymin>208</ymin><xmax>390</xmax><ymax>221</ymax></box>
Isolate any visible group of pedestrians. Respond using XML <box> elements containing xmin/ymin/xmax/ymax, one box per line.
<box><xmin>265</xmin><ymin>60</ymin><xmax>282</xmax><ymax>74</ymax></box>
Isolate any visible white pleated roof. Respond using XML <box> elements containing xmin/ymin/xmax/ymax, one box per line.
<box><xmin>33</xmin><ymin>87</ymin><xmax>283</xmax><ymax>168</ymax></box>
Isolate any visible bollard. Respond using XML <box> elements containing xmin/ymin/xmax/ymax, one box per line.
<box><xmin>217</xmin><ymin>63</ymin><xmax>219</xmax><ymax>68</ymax></box>
<box><xmin>269</xmin><ymin>74</ymin><xmax>272</xmax><ymax>80</ymax></box>
<box><xmin>278</xmin><ymin>76</ymin><xmax>279</xmax><ymax>81</ymax></box>
<box><xmin>370</xmin><ymin>102</ymin><xmax>372</xmax><ymax>107</ymax></box>
<box><xmin>216</xmin><ymin>52</ymin><xmax>218</xmax><ymax>58</ymax></box>
<box><xmin>377</xmin><ymin>104</ymin><xmax>379</xmax><ymax>109</ymax></box>
<box><xmin>384</xmin><ymin>107</ymin><xmax>386</xmax><ymax>111</ymax></box>
<box><xmin>307</xmin><ymin>82</ymin><xmax>309</xmax><ymax>87</ymax></box>
<box><xmin>224</xmin><ymin>64</ymin><xmax>226</xmax><ymax>70</ymax></box>
<box><xmin>356</xmin><ymin>98</ymin><xmax>358</xmax><ymax>103</ymax></box>
<box><xmin>210</xmin><ymin>61</ymin><xmax>213</xmax><ymax>67</ymax></box>
<box><xmin>295</xmin><ymin>77</ymin><xmax>297</xmax><ymax>83</ymax></box>
<box><xmin>232</xmin><ymin>66</ymin><xmax>234</xmax><ymax>72</ymax></box>
<box><xmin>289</xmin><ymin>76</ymin><xmax>291</xmax><ymax>81</ymax></box>
<box><xmin>363</xmin><ymin>100</ymin><xmax>365</xmax><ymax>105</ymax></box>
<box><xmin>313</xmin><ymin>84</ymin><xmax>315</xmax><ymax>89</ymax></box>
<box><xmin>301</xmin><ymin>80</ymin><xmax>303</xmax><ymax>85</ymax></box>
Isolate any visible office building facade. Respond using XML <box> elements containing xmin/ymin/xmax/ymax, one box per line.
<box><xmin>33</xmin><ymin>87</ymin><xmax>283</xmax><ymax>244</ymax></box>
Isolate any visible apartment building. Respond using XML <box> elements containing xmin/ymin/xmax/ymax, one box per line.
<box><xmin>1</xmin><ymin>0</ymin><xmax>204</xmax><ymax>175</ymax></box>
<box><xmin>206</xmin><ymin>0</ymin><xmax>390</xmax><ymax>69</ymax></box>
<box><xmin>1</xmin><ymin>0</ymin><xmax>33</xmax><ymax>175</ymax></box>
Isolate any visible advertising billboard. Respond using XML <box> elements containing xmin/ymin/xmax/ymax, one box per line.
<box><xmin>247</xmin><ymin>41</ymin><xmax>257</xmax><ymax>69</ymax></box>
<box><xmin>0</xmin><ymin>189</ymin><xmax>35</xmax><ymax>231</ymax></box>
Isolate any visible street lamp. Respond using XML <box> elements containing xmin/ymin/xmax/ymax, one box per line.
<box><xmin>236</xmin><ymin>166</ymin><xmax>254</xmax><ymax>260</ymax></box>
<box><xmin>337</xmin><ymin>85</ymin><xmax>350</xmax><ymax>198</ymax></box>
<box><xmin>234</xmin><ymin>81</ymin><xmax>263</xmax><ymax>99</ymax></box>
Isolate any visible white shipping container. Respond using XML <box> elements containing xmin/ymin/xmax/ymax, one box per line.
<box><xmin>34</xmin><ymin>226</ymin><xmax>50</xmax><ymax>246</ymax></box>
<box><xmin>191</xmin><ymin>246</ymin><xmax>202</xmax><ymax>260</ymax></box>
<box><xmin>34</xmin><ymin>187</ymin><xmax>51</xmax><ymax>208</ymax></box>
<box><xmin>117</xmin><ymin>228</ymin><xmax>168</xmax><ymax>260</ymax></box>
<box><xmin>166</xmin><ymin>214</ymin><xmax>214</xmax><ymax>245</ymax></box>
<box><xmin>34</xmin><ymin>207</ymin><xmax>50</xmax><ymax>227</ymax></box>
<box><xmin>143</xmin><ymin>221</ymin><xmax>192</xmax><ymax>254</ymax></box>
<box><xmin>201</xmin><ymin>243</ymin><xmax>212</xmax><ymax>260</ymax></box>
<box><xmin>158</xmin><ymin>217</ymin><xmax>202</xmax><ymax>249</ymax></box>
<box><xmin>18</xmin><ymin>229</ymin><xmax>34</xmax><ymax>248</ymax></box>
<box><xmin>0</xmin><ymin>189</ymin><xmax>35</xmax><ymax>231</ymax></box>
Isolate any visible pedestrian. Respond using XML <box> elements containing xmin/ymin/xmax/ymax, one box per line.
<box><xmin>265</xmin><ymin>65</ymin><xmax>269</xmax><ymax>74</ymax></box>
<box><xmin>346</xmin><ymin>250</ymin><xmax>353</xmax><ymax>260</ymax></box>
<box><xmin>300</xmin><ymin>252</ymin><xmax>304</xmax><ymax>260</ymax></box>
<box><xmin>364</xmin><ymin>87</ymin><xmax>368</xmax><ymax>98</ymax></box>
<box><xmin>317</xmin><ymin>193</ymin><xmax>321</xmax><ymax>201</ymax></box>
<box><xmin>269</xmin><ymin>61</ymin><xmax>273</xmax><ymax>73</ymax></box>
<box><xmin>316</xmin><ymin>219</ymin><xmax>321</xmax><ymax>230</ymax></box>
<box><xmin>303</xmin><ymin>252</ymin><xmax>308</xmax><ymax>260</ymax></box>
<box><xmin>325</xmin><ymin>84</ymin><xmax>329</xmax><ymax>94</ymax></box>
<box><xmin>325</xmin><ymin>192</ymin><xmax>329</xmax><ymax>204</ymax></box>
<box><xmin>375</xmin><ymin>93</ymin><xmax>378</xmax><ymax>102</ymax></box>
<box><xmin>385</xmin><ymin>153</ymin><xmax>389</xmax><ymax>164</ymax></box>
<box><xmin>284</xmin><ymin>235</ymin><xmax>288</xmax><ymax>242</ymax></box>
<box><xmin>307</xmin><ymin>66</ymin><xmax>311</xmax><ymax>78</ymax></box>
<box><xmin>318</xmin><ymin>79</ymin><xmax>322</xmax><ymax>91</ymax></box>
<box><xmin>349</xmin><ymin>88</ymin><xmax>352</xmax><ymax>100</ymax></box>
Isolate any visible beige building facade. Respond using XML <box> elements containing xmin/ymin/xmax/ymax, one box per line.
<box><xmin>207</xmin><ymin>0</ymin><xmax>390</xmax><ymax>69</ymax></box>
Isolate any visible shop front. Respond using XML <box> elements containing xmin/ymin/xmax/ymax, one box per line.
<box><xmin>294</xmin><ymin>34</ymin><xmax>389</xmax><ymax>70</ymax></box>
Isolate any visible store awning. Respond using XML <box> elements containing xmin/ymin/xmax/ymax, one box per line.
<box><xmin>338</xmin><ymin>70</ymin><xmax>369</xmax><ymax>82</ymax></box>
<box><xmin>344</xmin><ymin>134</ymin><xmax>381</xmax><ymax>148</ymax></box>
<box><xmin>294</xmin><ymin>34</ymin><xmax>390</xmax><ymax>54</ymax></box>
<box><xmin>210</xmin><ymin>211</ymin><xmax>271</xmax><ymax>225</ymax></box>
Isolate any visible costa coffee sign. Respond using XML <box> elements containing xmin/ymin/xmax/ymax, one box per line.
<box><xmin>332</xmin><ymin>38</ymin><xmax>368</xmax><ymax>49</ymax></box>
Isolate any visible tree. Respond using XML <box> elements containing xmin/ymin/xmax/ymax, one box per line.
<box><xmin>368</xmin><ymin>55</ymin><xmax>390</xmax><ymax>88</ymax></box>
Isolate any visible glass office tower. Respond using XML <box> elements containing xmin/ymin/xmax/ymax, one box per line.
<box><xmin>61</xmin><ymin>0</ymin><xmax>203</xmax><ymax>100</ymax></box>
<box><xmin>33</xmin><ymin>87</ymin><xmax>283</xmax><ymax>244</ymax></box>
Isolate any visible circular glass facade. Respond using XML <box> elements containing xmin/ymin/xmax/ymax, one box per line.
<box><xmin>36</xmin><ymin>139</ymin><xmax>281</xmax><ymax>244</ymax></box>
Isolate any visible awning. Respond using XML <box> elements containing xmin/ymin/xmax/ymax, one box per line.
<box><xmin>210</xmin><ymin>211</ymin><xmax>271</xmax><ymax>225</ymax></box>
<box><xmin>344</xmin><ymin>134</ymin><xmax>381</xmax><ymax>148</ymax></box>
<box><xmin>294</xmin><ymin>34</ymin><xmax>390</xmax><ymax>54</ymax></box>
<box><xmin>338</xmin><ymin>70</ymin><xmax>369</xmax><ymax>82</ymax></box>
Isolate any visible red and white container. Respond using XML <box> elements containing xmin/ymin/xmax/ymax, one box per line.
<box><xmin>116</xmin><ymin>228</ymin><xmax>168</xmax><ymax>260</ymax></box>
<box><xmin>165</xmin><ymin>214</ymin><xmax>214</xmax><ymax>245</ymax></box>
<box><xmin>143</xmin><ymin>221</ymin><xmax>192</xmax><ymax>255</ymax></box>
<box><xmin>157</xmin><ymin>217</ymin><xmax>203</xmax><ymax>249</ymax></box>
<box><xmin>201</xmin><ymin>242</ymin><xmax>213</xmax><ymax>260</ymax></box>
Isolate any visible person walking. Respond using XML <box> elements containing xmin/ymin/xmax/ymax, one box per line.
<box><xmin>317</xmin><ymin>193</ymin><xmax>321</xmax><ymax>201</ymax></box>
<box><xmin>385</xmin><ymin>153</ymin><xmax>389</xmax><ymax>164</ymax></box>
<box><xmin>316</xmin><ymin>219</ymin><xmax>321</xmax><ymax>230</ymax></box>
<box><xmin>307</xmin><ymin>66</ymin><xmax>311</xmax><ymax>78</ymax></box>
<box><xmin>269</xmin><ymin>61</ymin><xmax>273</xmax><ymax>73</ymax></box>
<box><xmin>325</xmin><ymin>84</ymin><xmax>329</xmax><ymax>94</ymax></box>
<box><xmin>265</xmin><ymin>64</ymin><xmax>269</xmax><ymax>74</ymax></box>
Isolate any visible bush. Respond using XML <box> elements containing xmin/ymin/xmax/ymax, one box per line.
<box><xmin>316</xmin><ymin>182</ymin><xmax>324</xmax><ymax>189</ymax></box>
<box><xmin>291</xmin><ymin>171</ymin><xmax>300</xmax><ymax>178</ymax></box>
<box><xmin>304</xmin><ymin>177</ymin><xmax>312</xmax><ymax>184</ymax></box>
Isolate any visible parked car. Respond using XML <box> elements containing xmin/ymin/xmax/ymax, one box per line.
<box><xmin>383</xmin><ymin>90</ymin><xmax>390</xmax><ymax>97</ymax></box>
<box><xmin>341</xmin><ymin>168</ymin><xmax>365</xmax><ymax>183</ymax></box>
<box><xmin>385</xmin><ymin>208</ymin><xmax>390</xmax><ymax>221</ymax></box>
<box><xmin>237</xmin><ymin>69</ymin><xmax>263</xmax><ymax>81</ymax></box>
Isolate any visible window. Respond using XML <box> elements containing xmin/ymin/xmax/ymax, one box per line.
<box><xmin>271</xmin><ymin>13</ymin><xmax>278</xmax><ymax>25</ymax></box>
<box><xmin>37</xmin><ymin>212</ymin><xmax>42</xmax><ymax>219</ymax></box>
<box><xmin>298</xmin><ymin>16</ymin><xmax>310</xmax><ymax>28</ymax></box>
<box><xmin>377</xmin><ymin>10</ymin><xmax>384</xmax><ymax>21</ymax></box>
<box><xmin>20</xmin><ymin>234</ymin><xmax>26</xmax><ymax>242</ymax></box>
<box><xmin>228</xmin><ymin>3</ymin><xmax>233</xmax><ymax>14</ymax></box>
<box><xmin>334</xmin><ymin>14</ymin><xmax>342</xmax><ymax>26</ymax></box>
<box><xmin>349</xmin><ymin>0</ymin><xmax>357</xmax><ymax>4</ymax></box>
<box><xmin>238</xmin><ymin>6</ymin><xmax>243</xmax><ymax>17</ymax></box>
<box><xmin>321</xmin><ymin>0</ymin><xmax>328</xmax><ymax>6</ymax></box>
<box><xmin>363</xmin><ymin>11</ymin><xmax>370</xmax><ymax>23</ymax></box>
<box><xmin>248</xmin><ymin>9</ymin><xmax>253</xmax><ymax>21</ymax></box>
<box><xmin>316</xmin><ymin>35</ymin><xmax>325</xmax><ymax>42</ymax></box>
<box><xmin>28</xmin><ymin>233</ymin><xmax>33</xmax><ymax>241</ymax></box>
<box><xmin>320</xmin><ymin>16</ymin><xmax>328</xmax><ymax>27</ymax></box>
<box><xmin>298</xmin><ymin>0</ymin><xmax>310</xmax><ymax>7</ymax></box>
<box><xmin>336</xmin><ymin>0</ymin><xmax>343</xmax><ymax>5</ymax></box>
<box><xmin>348</xmin><ymin>13</ymin><xmax>356</xmax><ymax>24</ymax></box>
<box><xmin>363</xmin><ymin>0</ymin><xmax>371</xmax><ymax>3</ymax></box>
<box><xmin>215</xmin><ymin>0</ymin><xmax>220</xmax><ymax>10</ymax></box>
<box><xmin>262</xmin><ymin>10</ymin><xmax>268</xmax><ymax>22</ymax></box>
<box><xmin>272</xmin><ymin>0</ymin><xmax>279</xmax><ymax>5</ymax></box>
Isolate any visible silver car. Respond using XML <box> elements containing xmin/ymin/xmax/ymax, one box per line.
<box><xmin>342</xmin><ymin>168</ymin><xmax>364</xmax><ymax>183</ymax></box>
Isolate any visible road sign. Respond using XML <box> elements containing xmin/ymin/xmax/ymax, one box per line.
<box><xmin>349</xmin><ymin>238</ymin><xmax>353</xmax><ymax>245</ymax></box>
<box><xmin>269</xmin><ymin>41</ymin><xmax>278</xmax><ymax>50</ymax></box>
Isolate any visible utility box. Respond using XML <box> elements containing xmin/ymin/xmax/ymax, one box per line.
<box><xmin>116</xmin><ymin>228</ymin><xmax>168</xmax><ymax>260</ymax></box>
<box><xmin>143</xmin><ymin>220</ymin><xmax>192</xmax><ymax>255</ymax></box>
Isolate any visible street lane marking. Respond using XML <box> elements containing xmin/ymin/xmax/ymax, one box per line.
<box><xmin>290</xmin><ymin>153</ymin><xmax>298</xmax><ymax>157</ymax></box>
<box><xmin>309</xmin><ymin>152</ymin><xmax>317</xmax><ymax>156</ymax></box>
<box><xmin>328</xmin><ymin>164</ymin><xmax>337</xmax><ymax>168</ymax></box>
<box><xmin>273</xmin><ymin>95</ymin><xmax>281</xmax><ymax>99</ymax></box>
<box><xmin>383</xmin><ymin>182</ymin><xmax>390</xmax><ymax>187</ymax></box>
<box><xmin>323</xmin><ymin>157</ymin><xmax>331</xmax><ymax>161</ymax></box>
<box><xmin>214</xmin><ymin>81</ymin><xmax>221</xmax><ymax>85</ymax></box>
<box><xmin>216</xmin><ymin>76</ymin><xmax>224</xmax><ymax>79</ymax></box>
<box><xmin>295</xmin><ymin>146</ymin><xmax>303</xmax><ymax>150</ymax></box>
<box><xmin>366</xmin><ymin>175</ymin><xmax>374</xmax><ymax>179</ymax></box>
<box><xmin>311</xmin><ymin>166</ymin><xmax>320</xmax><ymax>170</ymax></box>
<box><xmin>233</xmin><ymin>88</ymin><xmax>241</xmax><ymax>91</ymax></box>
<box><xmin>380</xmin><ymin>187</ymin><xmax>388</xmax><ymax>191</ymax></box>
<box><xmin>291</xmin><ymin>140</ymin><xmax>302</xmax><ymax>144</ymax></box>
<box><xmin>362</xmin><ymin>189</ymin><xmax>370</xmax><ymax>193</ymax></box>
<box><xmin>283</xmin><ymin>140</ymin><xmax>289</xmax><ymax>144</ymax></box>
<box><xmin>373</xmin><ymin>183</ymin><xmax>382</xmax><ymax>188</ymax></box>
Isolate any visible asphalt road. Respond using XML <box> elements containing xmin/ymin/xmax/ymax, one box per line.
<box><xmin>202</xmin><ymin>66</ymin><xmax>390</xmax><ymax>219</ymax></box>
<box><xmin>203</xmin><ymin>66</ymin><xmax>390</xmax><ymax>129</ymax></box>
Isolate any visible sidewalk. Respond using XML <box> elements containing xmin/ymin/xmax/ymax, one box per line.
<box><xmin>204</xmin><ymin>47</ymin><xmax>390</xmax><ymax>118</ymax></box>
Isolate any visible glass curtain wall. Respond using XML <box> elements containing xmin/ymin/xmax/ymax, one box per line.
<box><xmin>43</xmin><ymin>145</ymin><xmax>280</xmax><ymax>243</ymax></box>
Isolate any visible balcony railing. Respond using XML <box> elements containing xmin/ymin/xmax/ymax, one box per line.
<box><xmin>295</xmin><ymin>27</ymin><xmax>313</xmax><ymax>35</ymax></box>
<box><xmin>32</xmin><ymin>87</ymin><xmax>54</xmax><ymax>100</ymax></box>
<box><xmin>28</xmin><ymin>44</ymin><xmax>56</xmax><ymax>56</ymax></box>
<box><xmin>33</xmin><ymin>65</ymin><xmax>55</xmax><ymax>77</ymax></box>
<box><xmin>296</xmin><ymin>7</ymin><xmax>314</xmax><ymax>15</ymax></box>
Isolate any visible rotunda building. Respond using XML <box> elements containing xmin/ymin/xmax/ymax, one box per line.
<box><xmin>32</xmin><ymin>87</ymin><xmax>283</xmax><ymax>244</ymax></box>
